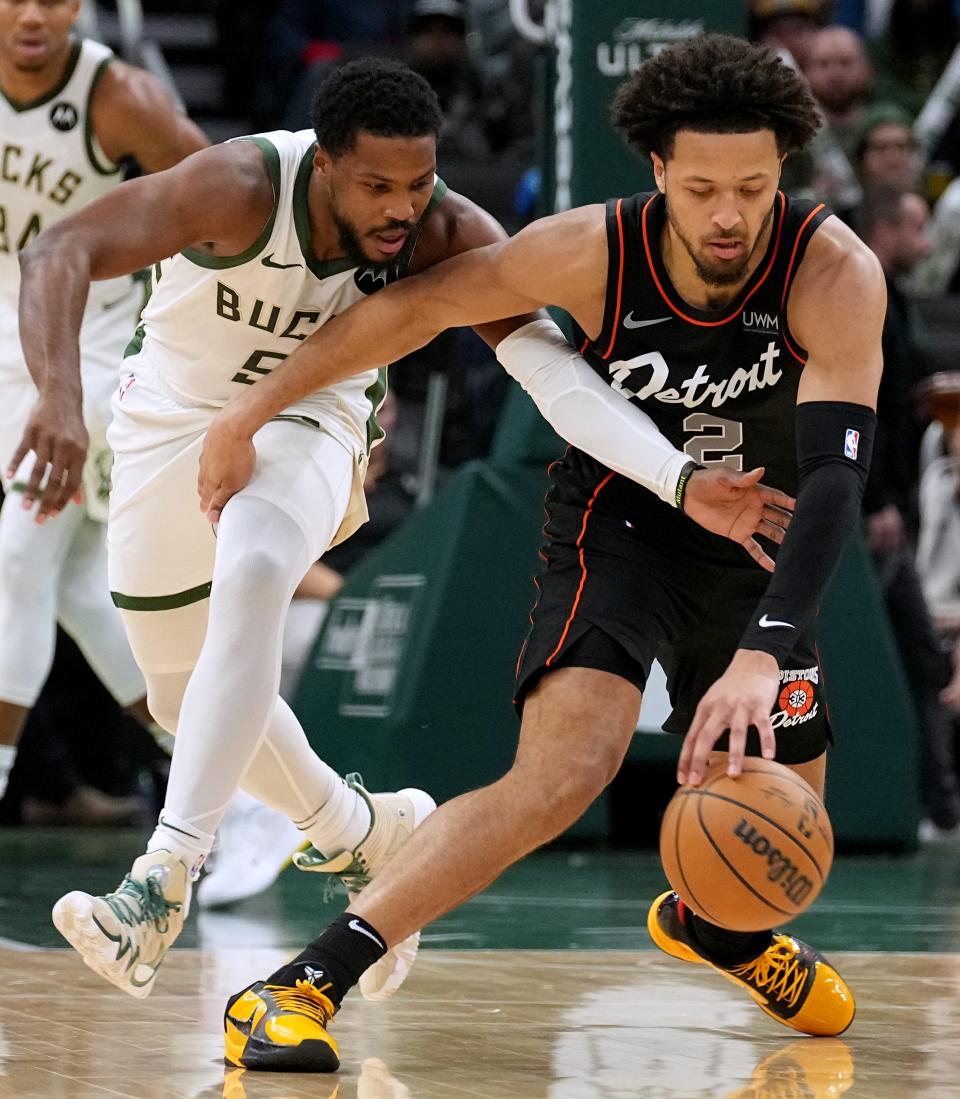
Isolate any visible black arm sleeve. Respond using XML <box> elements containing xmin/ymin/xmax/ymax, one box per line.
<box><xmin>739</xmin><ymin>401</ymin><xmax>877</xmax><ymax>665</ymax></box>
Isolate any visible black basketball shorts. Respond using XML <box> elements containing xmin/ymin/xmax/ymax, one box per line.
<box><xmin>514</xmin><ymin>455</ymin><xmax>831</xmax><ymax>766</ymax></box>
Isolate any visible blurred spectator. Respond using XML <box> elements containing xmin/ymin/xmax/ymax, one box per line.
<box><xmin>748</xmin><ymin>0</ymin><xmax>829</xmax><ymax>70</ymax></box>
<box><xmin>908</xmin><ymin>173</ymin><xmax>960</xmax><ymax>295</ymax></box>
<box><xmin>804</xmin><ymin>25</ymin><xmax>874</xmax><ymax>211</ymax></box>
<box><xmin>856</xmin><ymin>186</ymin><xmax>932</xmax><ymax>535</ymax></box>
<box><xmin>269</xmin><ymin>2</ymin><xmax>533</xmax><ymax>227</ymax></box>
<box><xmin>853</xmin><ymin>102</ymin><xmax>924</xmax><ymax>190</ymax></box>
<box><xmin>870</xmin><ymin>0</ymin><xmax>960</xmax><ymax>117</ymax></box>
<box><xmin>259</xmin><ymin>0</ymin><xmax>417</xmax><ymax>129</ymax></box>
<box><xmin>407</xmin><ymin>0</ymin><xmax>487</xmax><ymax>158</ymax></box>
<box><xmin>916</xmin><ymin>376</ymin><xmax>960</xmax><ymax>713</ymax></box>
<box><xmin>807</xmin><ymin>26</ymin><xmax>874</xmax><ymax>142</ymax></box>
<box><xmin>833</xmin><ymin>0</ymin><xmax>870</xmax><ymax>33</ymax></box>
<box><xmin>855</xmin><ymin>185</ymin><xmax>960</xmax><ymax>837</ymax></box>
<box><xmin>0</xmin><ymin>630</ymin><xmax>166</xmax><ymax>827</ymax></box>
<box><xmin>748</xmin><ymin>0</ymin><xmax>828</xmax><ymax>195</ymax></box>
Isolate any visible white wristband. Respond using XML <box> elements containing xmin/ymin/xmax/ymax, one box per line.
<box><xmin>496</xmin><ymin>319</ymin><xmax>689</xmax><ymax>506</ymax></box>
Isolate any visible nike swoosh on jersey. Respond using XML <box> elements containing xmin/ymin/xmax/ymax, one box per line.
<box><xmin>261</xmin><ymin>254</ymin><xmax>303</xmax><ymax>270</ymax></box>
<box><xmin>758</xmin><ymin>614</ymin><xmax>795</xmax><ymax>629</ymax></box>
<box><xmin>622</xmin><ymin>313</ymin><xmax>672</xmax><ymax>329</ymax></box>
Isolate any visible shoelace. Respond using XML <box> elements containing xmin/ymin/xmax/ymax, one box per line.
<box><xmin>104</xmin><ymin>873</ymin><xmax>182</xmax><ymax>932</ymax></box>
<box><xmin>264</xmin><ymin>980</ymin><xmax>334</xmax><ymax>1027</ymax></box>
<box><xmin>730</xmin><ymin>937</ymin><xmax>807</xmax><ymax>1010</ymax></box>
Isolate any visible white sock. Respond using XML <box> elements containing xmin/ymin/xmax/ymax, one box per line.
<box><xmin>145</xmin><ymin>671</ymin><xmax>370</xmax><ymax>861</ymax></box>
<box><xmin>0</xmin><ymin>744</ymin><xmax>15</xmax><ymax>801</ymax></box>
<box><xmin>147</xmin><ymin>810</ymin><xmax>214</xmax><ymax>878</ymax></box>
<box><xmin>295</xmin><ymin>775</ymin><xmax>371</xmax><ymax>855</ymax></box>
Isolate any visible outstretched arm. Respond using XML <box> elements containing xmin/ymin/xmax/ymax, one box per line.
<box><xmin>199</xmin><ymin>201</ymin><xmax>795</xmax><ymax>558</ymax></box>
<box><xmin>203</xmin><ymin>206</ymin><xmax>597</xmax><ymax>442</ymax></box>
<box><xmin>678</xmin><ymin>219</ymin><xmax>885</xmax><ymax>786</ymax></box>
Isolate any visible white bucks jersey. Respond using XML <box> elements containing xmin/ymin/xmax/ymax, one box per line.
<box><xmin>0</xmin><ymin>37</ymin><xmax>136</xmax><ymax>378</ymax></box>
<box><xmin>128</xmin><ymin>128</ymin><xmax>448</xmax><ymax>456</ymax></box>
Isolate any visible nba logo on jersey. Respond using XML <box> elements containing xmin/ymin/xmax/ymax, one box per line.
<box><xmin>844</xmin><ymin>428</ymin><xmax>860</xmax><ymax>460</ymax></box>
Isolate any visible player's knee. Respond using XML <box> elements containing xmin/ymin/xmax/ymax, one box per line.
<box><xmin>146</xmin><ymin>687</ymin><xmax>182</xmax><ymax>734</ymax></box>
<box><xmin>511</xmin><ymin>745</ymin><xmax>617</xmax><ymax>832</ymax></box>
<box><xmin>554</xmin><ymin>752</ymin><xmax>618</xmax><ymax>816</ymax></box>
<box><xmin>0</xmin><ymin>537</ymin><xmax>47</xmax><ymax>604</ymax></box>
<box><xmin>216</xmin><ymin>546</ymin><xmax>292</xmax><ymax>607</ymax></box>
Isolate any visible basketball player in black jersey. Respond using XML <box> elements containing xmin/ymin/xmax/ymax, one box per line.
<box><xmin>199</xmin><ymin>34</ymin><xmax>881</xmax><ymax>1066</ymax></box>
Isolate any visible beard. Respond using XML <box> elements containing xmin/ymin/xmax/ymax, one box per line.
<box><xmin>331</xmin><ymin>206</ymin><xmax>419</xmax><ymax>274</ymax></box>
<box><xmin>665</xmin><ymin>200</ymin><xmax>775</xmax><ymax>288</ymax></box>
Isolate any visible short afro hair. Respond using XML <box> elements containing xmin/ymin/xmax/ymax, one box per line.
<box><xmin>312</xmin><ymin>58</ymin><xmax>443</xmax><ymax>157</ymax></box>
<box><xmin>611</xmin><ymin>34</ymin><xmax>821</xmax><ymax>161</ymax></box>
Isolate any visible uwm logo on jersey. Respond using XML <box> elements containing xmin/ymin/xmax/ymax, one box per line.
<box><xmin>742</xmin><ymin>309</ymin><xmax>780</xmax><ymax>334</ymax></box>
<box><xmin>606</xmin><ymin>340</ymin><xmax>783</xmax><ymax>411</ymax></box>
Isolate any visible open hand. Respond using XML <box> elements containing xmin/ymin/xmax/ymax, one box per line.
<box><xmin>677</xmin><ymin>649</ymin><xmax>780</xmax><ymax>786</ymax></box>
<box><xmin>198</xmin><ymin>411</ymin><xmax>256</xmax><ymax>524</ymax></box>
<box><xmin>683</xmin><ymin>466</ymin><xmax>794</xmax><ymax>573</ymax></box>
<box><xmin>6</xmin><ymin>397</ymin><xmax>87</xmax><ymax>522</ymax></box>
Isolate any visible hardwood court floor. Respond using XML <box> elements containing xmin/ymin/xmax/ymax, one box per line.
<box><xmin>4</xmin><ymin>830</ymin><xmax>960</xmax><ymax>1097</ymax></box>
<box><xmin>0</xmin><ymin>949</ymin><xmax>957</xmax><ymax>1098</ymax></box>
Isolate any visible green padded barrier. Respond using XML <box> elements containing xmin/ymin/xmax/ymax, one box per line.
<box><xmin>816</xmin><ymin>533</ymin><xmax>920</xmax><ymax>849</ymax></box>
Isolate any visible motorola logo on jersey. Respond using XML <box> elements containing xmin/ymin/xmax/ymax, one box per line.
<box><xmin>354</xmin><ymin>264</ymin><xmax>401</xmax><ymax>295</ymax></box>
<box><xmin>49</xmin><ymin>102</ymin><xmax>79</xmax><ymax>132</ymax></box>
<box><xmin>607</xmin><ymin>340</ymin><xmax>783</xmax><ymax>411</ymax></box>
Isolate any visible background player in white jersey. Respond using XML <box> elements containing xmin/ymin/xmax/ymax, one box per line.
<box><xmin>15</xmin><ymin>58</ymin><xmax>793</xmax><ymax>1026</ymax></box>
<box><xmin>0</xmin><ymin>0</ymin><xmax>206</xmax><ymax>802</ymax></box>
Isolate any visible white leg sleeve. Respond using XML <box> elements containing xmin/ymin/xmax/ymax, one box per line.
<box><xmin>146</xmin><ymin>665</ymin><xmax>367</xmax><ymax>848</ymax></box>
<box><xmin>56</xmin><ymin>515</ymin><xmax>145</xmax><ymax>708</ymax></box>
<box><xmin>0</xmin><ymin>496</ymin><xmax>84</xmax><ymax>706</ymax></box>
<box><xmin>147</xmin><ymin>427</ymin><xmax>366</xmax><ymax>864</ymax></box>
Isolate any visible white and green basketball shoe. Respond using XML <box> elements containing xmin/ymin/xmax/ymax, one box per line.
<box><xmin>52</xmin><ymin>849</ymin><xmax>190</xmax><ymax>998</ymax></box>
<box><xmin>294</xmin><ymin>774</ymin><xmax>436</xmax><ymax>1002</ymax></box>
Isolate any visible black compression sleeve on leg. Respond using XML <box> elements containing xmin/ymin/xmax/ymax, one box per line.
<box><xmin>739</xmin><ymin>401</ymin><xmax>876</xmax><ymax>665</ymax></box>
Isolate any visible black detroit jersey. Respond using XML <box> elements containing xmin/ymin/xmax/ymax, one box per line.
<box><xmin>568</xmin><ymin>189</ymin><xmax>832</xmax><ymax>563</ymax></box>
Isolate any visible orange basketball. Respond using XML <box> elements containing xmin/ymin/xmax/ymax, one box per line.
<box><xmin>659</xmin><ymin>758</ymin><xmax>834</xmax><ymax>932</ymax></box>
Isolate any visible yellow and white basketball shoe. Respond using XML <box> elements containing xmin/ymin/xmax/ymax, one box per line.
<box><xmin>294</xmin><ymin>773</ymin><xmax>436</xmax><ymax>1001</ymax></box>
<box><xmin>224</xmin><ymin>978</ymin><xmax>340</xmax><ymax>1072</ymax></box>
<box><xmin>648</xmin><ymin>891</ymin><xmax>856</xmax><ymax>1037</ymax></box>
<box><xmin>52</xmin><ymin>849</ymin><xmax>190</xmax><ymax>998</ymax></box>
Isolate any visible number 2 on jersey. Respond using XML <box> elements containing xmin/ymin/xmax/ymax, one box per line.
<box><xmin>682</xmin><ymin>412</ymin><xmax>744</xmax><ymax>470</ymax></box>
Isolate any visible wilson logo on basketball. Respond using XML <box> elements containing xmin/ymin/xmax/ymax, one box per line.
<box><xmin>733</xmin><ymin>819</ymin><xmax>814</xmax><ymax>906</ymax></box>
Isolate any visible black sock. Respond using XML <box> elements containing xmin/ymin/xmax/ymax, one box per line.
<box><xmin>265</xmin><ymin>912</ymin><xmax>387</xmax><ymax>1009</ymax></box>
<box><xmin>684</xmin><ymin>909</ymin><xmax>774</xmax><ymax>968</ymax></box>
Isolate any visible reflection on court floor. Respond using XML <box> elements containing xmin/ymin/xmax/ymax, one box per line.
<box><xmin>2</xmin><ymin>949</ymin><xmax>960</xmax><ymax>1097</ymax></box>
<box><xmin>4</xmin><ymin>831</ymin><xmax>960</xmax><ymax>1097</ymax></box>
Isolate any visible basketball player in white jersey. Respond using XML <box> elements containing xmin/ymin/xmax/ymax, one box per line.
<box><xmin>15</xmin><ymin>58</ymin><xmax>791</xmax><ymax>1016</ymax></box>
<box><xmin>0</xmin><ymin>0</ymin><xmax>206</xmax><ymax>805</ymax></box>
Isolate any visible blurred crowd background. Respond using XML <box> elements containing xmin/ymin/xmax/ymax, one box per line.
<box><xmin>3</xmin><ymin>0</ymin><xmax>960</xmax><ymax>857</ymax></box>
